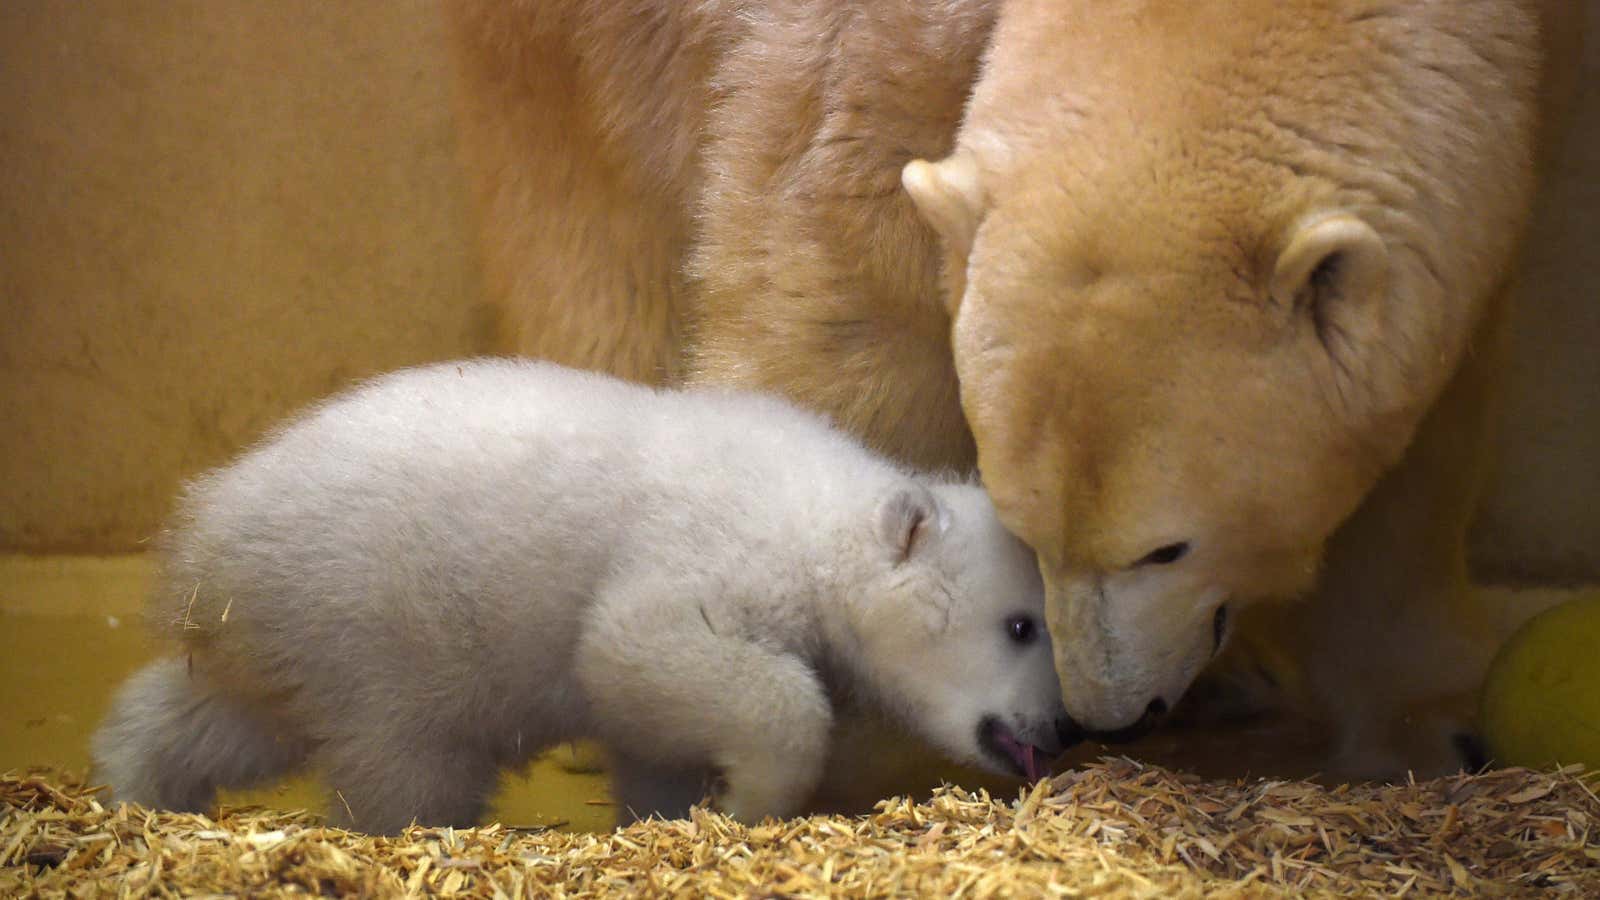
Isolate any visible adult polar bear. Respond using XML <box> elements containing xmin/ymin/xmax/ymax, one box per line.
<box><xmin>446</xmin><ymin>0</ymin><xmax>1578</xmax><ymax>777</ymax></box>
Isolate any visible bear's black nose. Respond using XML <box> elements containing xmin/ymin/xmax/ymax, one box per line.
<box><xmin>1055</xmin><ymin>713</ymin><xmax>1085</xmax><ymax>749</ymax></box>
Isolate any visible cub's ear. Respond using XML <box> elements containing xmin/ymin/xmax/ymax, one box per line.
<box><xmin>1271</xmin><ymin>213</ymin><xmax>1390</xmax><ymax>340</ymax></box>
<box><xmin>876</xmin><ymin>484</ymin><xmax>942</xmax><ymax>564</ymax></box>
<box><xmin>902</xmin><ymin>150</ymin><xmax>984</xmax><ymax>261</ymax></box>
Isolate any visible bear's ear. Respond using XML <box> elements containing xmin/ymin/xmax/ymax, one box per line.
<box><xmin>1270</xmin><ymin>213</ymin><xmax>1390</xmax><ymax>338</ymax></box>
<box><xmin>903</xmin><ymin>150</ymin><xmax>984</xmax><ymax>262</ymax></box>
<box><xmin>876</xmin><ymin>484</ymin><xmax>942</xmax><ymax>565</ymax></box>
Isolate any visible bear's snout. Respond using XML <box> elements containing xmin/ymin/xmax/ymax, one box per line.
<box><xmin>1083</xmin><ymin>697</ymin><xmax>1168</xmax><ymax>745</ymax></box>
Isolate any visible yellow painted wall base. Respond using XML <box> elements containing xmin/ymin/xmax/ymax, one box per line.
<box><xmin>0</xmin><ymin>555</ymin><xmax>614</xmax><ymax>832</ymax></box>
<box><xmin>3</xmin><ymin>554</ymin><xmax>1594</xmax><ymax>835</ymax></box>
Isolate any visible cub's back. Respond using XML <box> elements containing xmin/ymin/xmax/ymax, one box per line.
<box><xmin>152</xmin><ymin>359</ymin><xmax>893</xmax><ymax>648</ymax></box>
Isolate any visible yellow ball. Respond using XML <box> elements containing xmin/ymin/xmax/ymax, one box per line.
<box><xmin>1480</xmin><ymin>595</ymin><xmax>1600</xmax><ymax>771</ymax></box>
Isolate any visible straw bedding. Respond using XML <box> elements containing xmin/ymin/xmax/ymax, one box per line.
<box><xmin>4</xmin><ymin>759</ymin><xmax>1597</xmax><ymax>898</ymax></box>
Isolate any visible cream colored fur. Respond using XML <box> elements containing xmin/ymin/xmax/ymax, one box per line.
<box><xmin>445</xmin><ymin>0</ymin><xmax>1579</xmax><ymax>778</ymax></box>
<box><xmin>91</xmin><ymin>360</ymin><xmax>1069</xmax><ymax>832</ymax></box>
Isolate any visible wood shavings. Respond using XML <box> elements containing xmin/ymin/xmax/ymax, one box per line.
<box><xmin>4</xmin><ymin>761</ymin><xmax>1598</xmax><ymax>898</ymax></box>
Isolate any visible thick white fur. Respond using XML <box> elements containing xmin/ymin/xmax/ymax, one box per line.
<box><xmin>92</xmin><ymin>359</ymin><xmax>1066</xmax><ymax>833</ymax></box>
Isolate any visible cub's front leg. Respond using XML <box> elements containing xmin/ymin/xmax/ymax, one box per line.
<box><xmin>606</xmin><ymin>752</ymin><xmax>713</xmax><ymax>824</ymax></box>
<box><xmin>576</xmin><ymin>582</ymin><xmax>833</xmax><ymax>823</ymax></box>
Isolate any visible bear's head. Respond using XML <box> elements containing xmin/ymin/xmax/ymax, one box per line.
<box><xmin>902</xmin><ymin>0</ymin><xmax>1538</xmax><ymax>735</ymax></box>
<box><xmin>845</xmin><ymin>481</ymin><xmax>1073</xmax><ymax>780</ymax></box>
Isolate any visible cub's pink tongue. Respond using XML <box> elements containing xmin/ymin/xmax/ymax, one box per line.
<box><xmin>1019</xmin><ymin>742</ymin><xmax>1040</xmax><ymax>782</ymax></box>
<box><xmin>994</xmin><ymin>727</ymin><xmax>1045</xmax><ymax>781</ymax></box>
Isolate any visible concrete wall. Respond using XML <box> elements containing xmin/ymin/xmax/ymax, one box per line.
<box><xmin>1</xmin><ymin>2</ymin><xmax>1595</xmax><ymax>583</ymax></box>
<box><xmin>1471</xmin><ymin>14</ymin><xmax>1600</xmax><ymax>585</ymax></box>
<box><xmin>1</xmin><ymin>1</ymin><xmax>489</xmax><ymax>550</ymax></box>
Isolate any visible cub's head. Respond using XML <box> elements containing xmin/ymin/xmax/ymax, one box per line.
<box><xmin>902</xmin><ymin>0</ymin><xmax>1538</xmax><ymax>735</ymax></box>
<box><xmin>848</xmin><ymin>482</ymin><xmax>1073</xmax><ymax>780</ymax></box>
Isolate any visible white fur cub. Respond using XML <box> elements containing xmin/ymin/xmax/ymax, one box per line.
<box><xmin>93</xmin><ymin>359</ymin><xmax>1069</xmax><ymax>833</ymax></box>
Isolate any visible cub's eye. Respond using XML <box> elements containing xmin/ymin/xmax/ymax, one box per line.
<box><xmin>1134</xmin><ymin>542</ymin><xmax>1190</xmax><ymax>567</ymax></box>
<box><xmin>1005</xmin><ymin>614</ymin><xmax>1038</xmax><ymax>645</ymax></box>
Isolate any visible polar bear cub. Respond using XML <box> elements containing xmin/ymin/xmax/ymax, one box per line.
<box><xmin>92</xmin><ymin>358</ymin><xmax>1070</xmax><ymax>833</ymax></box>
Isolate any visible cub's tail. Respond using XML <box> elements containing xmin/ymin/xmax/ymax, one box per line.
<box><xmin>92</xmin><ymin>657</ymin><xmax>305</xmax><ymax>813</ymax></box>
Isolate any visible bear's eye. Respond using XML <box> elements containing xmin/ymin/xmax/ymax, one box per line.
<box><xmin>1005</xmin><ymin>614</ymin><xmax>1038</xmax><ymax>645</ymax></box>
<box><xmin>1134</xmin><ymin>542</ymin><xmax>1190</xmax><ymax>567</ymax></box>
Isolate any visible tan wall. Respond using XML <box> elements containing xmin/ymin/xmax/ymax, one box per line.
<box><xmin>1</xmin><ymin>2</ymin><xmax>1595</xmax><ymax>582</ymax></box>
<box><xmin>1472</xmin><ymin>15</ymin><xmax>1600</xmax><ymax>585</ymax></box>
<box><xmin>0</xmin><ymin>1</ymin><xmax>489</xmax><ymax>550</ymax></box>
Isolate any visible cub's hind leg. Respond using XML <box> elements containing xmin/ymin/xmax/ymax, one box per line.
<box><xmin>93</xmin><ymin>657</ymin><xmax>307</xmax><ymax>813</ymax></box>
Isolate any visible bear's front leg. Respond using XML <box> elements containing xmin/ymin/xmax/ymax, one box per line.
<box><xmin>1273</xmin><ymin>301</ymin><xmax>1512</xmax><ymax>778</ymax></box>
<box><xmin>576</xmin><ymin>587</ymin><xmax>833</xmax><ymax>824</ymax></box>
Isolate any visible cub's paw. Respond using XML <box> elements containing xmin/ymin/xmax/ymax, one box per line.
<box><xmin>711</xmin><ymin>760</ymin><xmax>810</xmax><ymax>824</ymax></box>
